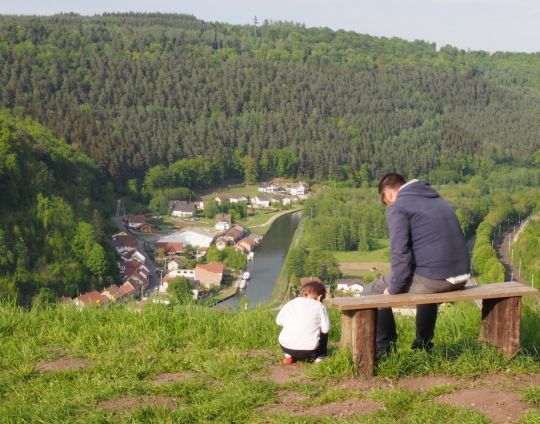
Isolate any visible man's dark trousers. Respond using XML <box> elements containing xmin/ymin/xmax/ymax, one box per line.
<box><xmin>363</xmin><ymin>273</ymin><xmax>466</xmax><ymax>352</ymax></box>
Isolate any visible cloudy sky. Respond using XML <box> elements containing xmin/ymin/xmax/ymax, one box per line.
<box><xmin>1</xmin><ymin>0</ymin><xmax>539</xmax><ymax>53</ymax></box>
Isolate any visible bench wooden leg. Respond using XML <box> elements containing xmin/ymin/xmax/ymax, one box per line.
<box><xmin>350</xmin><ymin>308</ymin><xmax>377</xmax><ymax>376</ymax></box>
<box><xmin>341</xmin><ymin>311</ymin><xmax>353</xmax><ymax>349</ymax></box>
<box><xmin>480</xmin><ymin>296</ymin><xmax>521</xmax><ymax>357</ymax></box>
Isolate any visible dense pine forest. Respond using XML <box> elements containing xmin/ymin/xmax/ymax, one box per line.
<box><xmin>1</xmin><ymin>13</ymin><xmax>540</xmax><ymax>189</ymax></box>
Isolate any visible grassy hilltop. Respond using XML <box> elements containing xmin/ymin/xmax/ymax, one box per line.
<box><xmin>1</xmin><ymin>301</ymin><xmax>539</xmax><ymax>423</ymax></box>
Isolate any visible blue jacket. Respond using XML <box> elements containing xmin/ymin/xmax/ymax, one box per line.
<box><xmin>387</xmin><ymin>180</ymin><xmax>470</xmax><ymax>294</ymax></box>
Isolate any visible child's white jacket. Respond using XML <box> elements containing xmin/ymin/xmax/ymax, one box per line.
<box><xmin>276</xmin><ymin>297</ymin><xmax>330</xmax><ymax>350</ymax></box>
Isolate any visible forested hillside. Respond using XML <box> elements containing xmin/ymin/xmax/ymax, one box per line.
<box><xmin>0</xmin><ymin>13</ymin><xmax>539</xmax><ymax>188</ymax></box>
<box><xmin>0</xmin><ymin>111</ymin><xmax>118</xmax><ymax>304</ymax></box>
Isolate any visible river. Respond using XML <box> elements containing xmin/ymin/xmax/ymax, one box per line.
<box><xmin>221</xmin><ymin>210</ymin><xmax>302</xmax><ymax>308</ymax></box>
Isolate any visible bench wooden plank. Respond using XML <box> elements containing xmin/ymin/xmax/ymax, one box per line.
<box><xmin>325</xmin><ymin>282</ymin><xmax>538</xmax><ymax>311</ymax></box>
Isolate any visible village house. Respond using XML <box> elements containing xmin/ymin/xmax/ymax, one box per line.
<box><xmin>336</xmin><ymin>278</ymin><xmax>364</xmax><ymax>294</ymax></box>
<box><xmin>101</xmin><ymin>284</ymin><xmax>124</xmax><ymax>302</ymax></box>
<box><xmin>155</xmin><ymin>241</ymin><xmax>184</xmax><ymax>256</ymax></box>
<box><xmin>251</xmin><ymin>195</ymin><xmax>272</xmax><ymax>208</ymax></box>
<box><xmin>166</xmin><ymin>258</ymin><xmax>183</xmax><ymax>272</ymax></box>
<box><xmin>75</xmin><ymin>291</ymin><xmax>108</xmax><ymax>307</ymax></box>
<box><xmin>127</xmin><ymin>215</ymin><xmax>146</xmax><ymax>229</ymax></box>
<box><xmin>193</xmin><ymin>197</ymin><xmax>206</xmax><ymax>210</ymax></box>
<box><xmin>120</xmin><ymin>281</ymin><xmax>138</xmax><ymax>298</ymax></box>
<box><xmin>224</xmin><ymin>225</ymin><xmax>245</xmax><ymax>243</ymax></box>
<box><xmin>121</xmin><ymin>249</ymin><xmax>146</xmax><ymax>264</ymax></box>
<box><xmin>215</xmin><ymin>213</ymin><xmax>232</xmax><ymax>231</ymax></box>
<box><xmin>169</xmin><ymin>201</ymin><xmax>196</xmax><ymax>218</ymax></box>
<box><xmin>215</xmin><ymin>236</ymin><xmax>229</xmax><ymax>251</ymax></box>
<box><xmin>258</xmin><ymin>183</ymin><xmax>281</xmax><ymax>193</ymax></box>
<box><xmin>214</xmin><ymin>194</ymin><xmax>248</xmax><ymax>205</ymax></box>
<box><xmin>246</xmin><ymin>232</ymin><xmax>263</xmax><ymax>244</ymax></box>
<box><xmin>111</xmin><ymin>233</ymin><xmax>138</xmax><ymax>253</ymax></box>
<box><xmin>164</xmin><ymin>268</ymin><xmax>195</xmax><ymax>280</ymax></box>
<box><xmin>287</xmin><ymin>183</ymin><xmax>309</xmax><ymax>196</ymax></box>
<box><xmin>194</xmin><ymin>262</ymin><xmax>226</xmax><ymax>289</ymax></box>
<box><xmin>270</xmin><ymin>193</ymin><xmax>293</xmax><ymax>206</ymax></box>
<box><xmin>157</xmin><ymin>228</ymin><xmax>215</xmax><ymax>250</ymax></box>
<box><xmin>234</xmin><ymin>237</ymin><xmax>258</xmax><ymax>253</ymax></box>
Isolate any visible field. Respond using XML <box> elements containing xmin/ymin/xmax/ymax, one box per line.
<box><xmin>333</xmin><ymin>239</ymin><xmax>391</xmax><ymax>280</ymax></box>
<box><xmin>1</xmin><ymin>301</ymin><xmax>539</xmax><ymax>423</ymax></box>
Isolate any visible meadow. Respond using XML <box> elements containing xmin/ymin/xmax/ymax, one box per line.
<box><xmin>1</xmin><ymin>299</ymin><xmax>539</xmax><ymax>423</ymax></box>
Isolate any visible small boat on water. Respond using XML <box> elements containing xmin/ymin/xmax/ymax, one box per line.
<box><xmin>242</xmin><ymin>271</ymin><xmax>251</xmax><ymax>280</ymax></box>
<box><xmin>239</xmin><ymin>279</ymin><xmax>247</xmax><ymax>290</ymax></box>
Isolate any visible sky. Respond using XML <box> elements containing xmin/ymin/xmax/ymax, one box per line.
<box><xmin>1</xmin><ymin>0</ymin><xmax>539</xmax><ymax>53</ymax></box>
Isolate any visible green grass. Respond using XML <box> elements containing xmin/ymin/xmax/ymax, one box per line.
<box><xmin>332</xmin><ymin>239</ymin><xmax>390</xmax><ymax>263</ymax></box>
<box><xmin>201</xmin><ymin>184</ymin><xmax>261</xmax><ymax>200</ymax></box>
<box><xmin>0</xmin><ymin>300</ymin><xmax>539</xmax><ymax>423</ymax></box>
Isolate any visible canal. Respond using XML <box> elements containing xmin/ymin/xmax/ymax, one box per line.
<box><xmin>221</xmin><ymin>210</ymin><xmax>302</xmax><ymax>308</ymax></box>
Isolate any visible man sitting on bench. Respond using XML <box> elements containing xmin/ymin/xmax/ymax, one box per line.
<box><xmin>364</xmin><ymin>173</ymin><xmax>470</xmax><ymax>355</ymax></box>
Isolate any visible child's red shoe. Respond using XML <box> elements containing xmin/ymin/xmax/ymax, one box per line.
<box><xmin>283</xmin><ymin>355</ymin><xmax>295</xmax><ymax>365</ymax></box>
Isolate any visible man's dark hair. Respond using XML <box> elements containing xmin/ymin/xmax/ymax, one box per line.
<box><xmin>300</xmin><ymin>281</ymin><xmax>326</xmax><ymax>300</ymax></box>
<box><xmin>378</xmin><ymin>173</ymin><xmax>406</xmax><ymax>194</ymax></box>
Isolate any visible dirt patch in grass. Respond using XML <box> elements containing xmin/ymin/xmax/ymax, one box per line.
<box><xmin>397</xmin><ymin>375</ymin><xmax>464</xmax><ymax>391</ymax></box>
<box><xmin>150</xmin><ymin>372</ymin><xmax>194</xmax><ymax>385</ymax></box>
<box><xmin>36</xmin><ymin>358</ymin><xmax>90</xmax><ymax>372</ymax></box>
<box><xmin>266</xmin><ymin>390</ymin><xmax>381</xmax><ymax>418</ymax></box>
<box><xmin>334</xmin><ymin>377</ymin><xmax>389</xmax><ymax>391</ymax></box>
<box><xmin>242</xmin><ymin>349</ymin><xmax>274</xmax><ymax>358</ymax></box>
<box><xmin>436</xmin><ymin>387</ymin><xmax>528</xmax><ymax>424</ymax></box>
<box><xmin>97</xmin><ymin>395</ymin><xmax>178</xmax><ymax>412</ymax></box>
<box><xmin>267</xmin><ymin>363</ymin><xmax>308</xmax><ymax>385</ymax></box>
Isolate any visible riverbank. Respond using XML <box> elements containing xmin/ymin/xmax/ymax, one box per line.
<box><xmin>271</xmin><ymin>213</ymin><xmax>305</xmax><ymax>306</ymax></box>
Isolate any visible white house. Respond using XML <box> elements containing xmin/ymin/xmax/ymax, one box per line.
<box><xmin>127</xmin><ymin>215</ymin><xmax>145</xmax><ymax>229</ymax></box>
<box><xmin>157</xmin><ymin>228</ymin><xmax>215</xmax><ymax>249</ymax></box>
<box><xmin>258</xmin><ymin>183</ymin><xmax>280</xmax><ymax>193</ymax></box>
<box><xmin>288</xmin><ymin>183</ymin><xmax>307</xmax><ymax>196</ymax></box>
<box><xmin>336</xmin><ymin>279</ymin><xmax>364</xmax><ymax>294</ymax></box>
<box><xmin>215</xmin><ymin>194</ymin><xmax>248</xmax><ymax>205</ymax></box>
<box><xmin>215</xmin><ymin>236</ymin><xmax>229</xmax><ymax>251</ymax></box>
<box><xmin>170</xmin><ymin>201</ymin><xmax>196</xmax><ymax>218</ymax></box>
<box><xmin>215</xmin><ymin>213</ymin><xmax>232</xmax><ymax>231</ymax></box>
<box><xmin>121</xmin><ymin>250</ymin><xmax>146</xmax><ymax>264</ymax></box>
<box><xmin>252</xmin><ymin>195</ymin><xmax>272</xmax><ymax>208</ymax></box>
<box><xmin>167</xmin><ymin>258</ymin><xmax>183</xmax><ymax>272</ymax></box>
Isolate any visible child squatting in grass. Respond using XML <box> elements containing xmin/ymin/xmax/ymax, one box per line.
<box><xmin>276</xmin><ymin>281</ymin><xmax>330</xmax><ymax>365</ymax></box>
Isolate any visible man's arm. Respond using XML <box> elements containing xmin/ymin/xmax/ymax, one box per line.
<box><xmin>387</xmin><ymin>207</ymin><xmax>413</xmax><ymax>294</ymax></box>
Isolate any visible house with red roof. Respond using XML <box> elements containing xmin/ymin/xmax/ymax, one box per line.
<box><xmin>127</xmin><ymin>215</ymin><xmax>146</xmax><ymax>229</ymax></box>
<box><xmin>102</xmin><ymin>284</ymin><xmax>125</xmax><ymax>302</ymax></box>
<box><xmin>194</xmin><ymin>262</ymin><xmax>226</xmax><ymax>289</ymax></box>
<box><xmin>75</xmin><ymin>291</ymin><xmax>108</xmax><ymax>307</ymax></box>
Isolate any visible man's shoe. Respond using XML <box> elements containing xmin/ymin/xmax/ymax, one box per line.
<box><xmin>314</xmin><ymin>356</ymin><xmax>325</xmax><ymax>363</ymax></box>
<box><xmin>376</xmin><ymin>341</ymin><xmax>397</xmax><ymax>360</ymax></box>
<box><xmin>283</xmin><ymin>355</ymin><xmax>295</xmax><ymax>365</ymax></box>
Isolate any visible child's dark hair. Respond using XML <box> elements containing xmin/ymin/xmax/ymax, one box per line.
<box><xmin>300</xmin><ymin>281</ymin><xmax>326</xmax><ymax>300</ymax></box>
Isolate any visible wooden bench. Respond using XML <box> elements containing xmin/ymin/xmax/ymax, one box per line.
<box><xmin>325</xmin><ymin>282</ymin><xmax>539</xmax><ymax>376</ymax></box>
